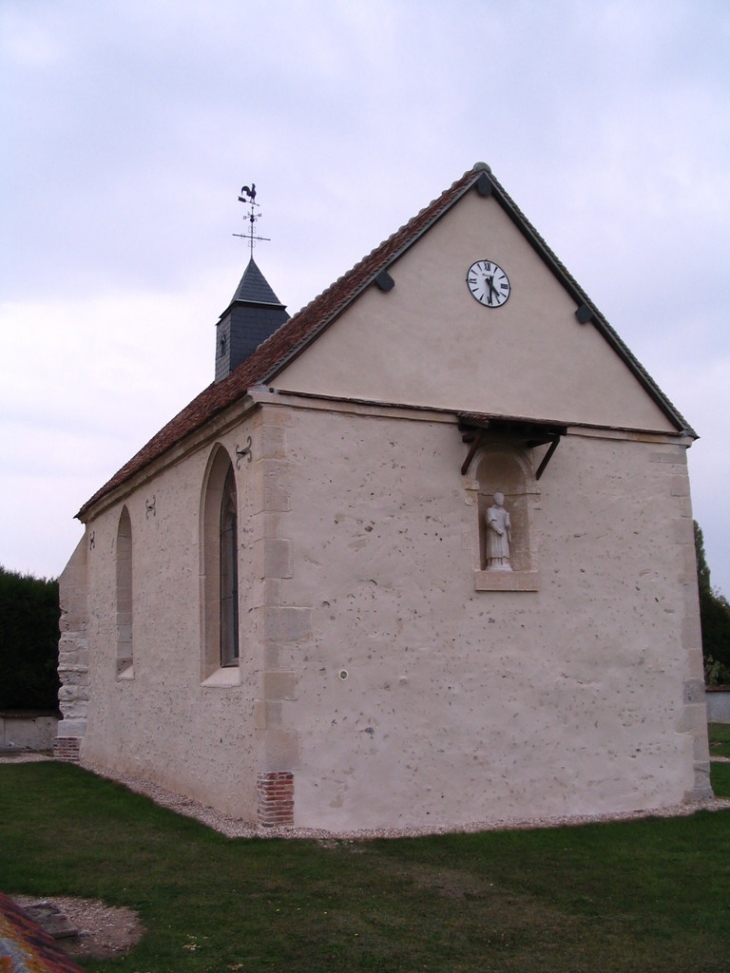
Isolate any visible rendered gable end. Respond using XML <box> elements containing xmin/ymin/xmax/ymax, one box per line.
<box><xmin>273</xmin><ymin>186</ymin><xmax>677</xmax><ymax>434</ymax></box>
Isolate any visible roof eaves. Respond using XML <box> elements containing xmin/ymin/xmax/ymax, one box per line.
<box><xmin>218</xmin><ymin>299</ymin><xmax>288</xmax><ymax>320</ymax></box>
<box><xmin>77</xmin><ymin>162</ymin><xmax>695</xmax><ymax>517</ymax></box>
<box><xmin>258</xmin><ymin>166</ymin><xmax>487</xmax><ymax>383</ymax></box>
<box><xmin>77</xmin><ymin>390</ymin><xmax>259</xmax><ymax>521</ymax></box>
<box><xmin>75</xmin><ymin>371</ymin><xmax>257</xmax><ymax>520</ymax></box>
<box><xmin>253</xmin><ymin>164</ymin><xmax>693</xmax><ymax>437</ymax></box>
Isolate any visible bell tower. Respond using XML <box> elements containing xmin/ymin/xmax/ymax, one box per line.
<box><xmin>215</xmin><ymin>183</ymin><xmax>289</xmax><ymax>382</ymax></box>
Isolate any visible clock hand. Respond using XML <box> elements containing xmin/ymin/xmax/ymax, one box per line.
<box><xmin>486</xmin><ymin>276</ymin><xmax>499</xmax><ymax>304</ymax></box>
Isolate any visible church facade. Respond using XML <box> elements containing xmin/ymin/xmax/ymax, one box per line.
<box><xmin>56</xmin><ymin>165</ymin><xmax>711</xmax><ymax>831</ymax></box>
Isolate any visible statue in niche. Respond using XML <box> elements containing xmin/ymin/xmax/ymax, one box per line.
<box><xmin>485</xmin><ymin>492</ymin><xmax>512</xmax><ymax>571</ymax></box>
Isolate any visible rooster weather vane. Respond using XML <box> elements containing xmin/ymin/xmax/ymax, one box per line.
<box><xmin>234</xmin><ymin>182</ymin><xmax>270</xmax><ymax>255</ymax></box>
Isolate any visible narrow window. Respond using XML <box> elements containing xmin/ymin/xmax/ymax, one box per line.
<box><xmin>219</xmin><ymin>465</ymin><xmax>239</xmax><ymax>666</ymax></box>
<box><xmin>116</xmin><ymin>506</ymin><xmax>133</xmax><ymax>677</ymax></box>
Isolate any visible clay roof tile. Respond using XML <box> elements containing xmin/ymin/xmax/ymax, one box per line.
<box><xmin>77</xmin><ymin>163</ymin><xmax>693</xmax><ymax>519</ymax></box>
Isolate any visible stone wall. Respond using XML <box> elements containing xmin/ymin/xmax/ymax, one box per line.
<box><xmin>55</xmin><ymin>536</ymin><xmax>89</xmax><ymax>761</ymax></box>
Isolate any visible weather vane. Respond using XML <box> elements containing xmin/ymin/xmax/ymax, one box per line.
<box><xmin>233</xmin><ymin>182</ymin><xmax>270</xmax><ymax>255</ymax></box>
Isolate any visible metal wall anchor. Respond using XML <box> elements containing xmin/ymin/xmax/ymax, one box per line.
<box><xmin>236</xmin><ymin>437</ymin><xmax>253</xmax><ymax>468</ymax></box>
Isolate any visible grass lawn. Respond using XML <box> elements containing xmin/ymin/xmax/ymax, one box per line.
<box><xmin>3</xmin><ymin>762</ymin><xmax>730</xmax><ymax>973</ymax></box>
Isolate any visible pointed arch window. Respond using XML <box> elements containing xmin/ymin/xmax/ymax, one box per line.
<box><xmin>201</xmin><ymin>446</ymin><xmax>242</xmax><ymax>683</ymax></box>
<box><xmin>219</xmin><ymin>465</ymin><xmax>239</xmax><ymax>667</ymax></box>
<box><xmin>116</xmin><ymin>506</ymin><xmax>134</xmax><ymax>678</ymax></box>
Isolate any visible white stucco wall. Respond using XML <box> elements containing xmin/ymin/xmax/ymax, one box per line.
<box><xmin>75</xmin><ymin>412</ymin><xmax>262</xmax><ymax>820</ymax></box>
<box><xmin>262</xmin><ymin>400</ymin><xmax>707</xmax><ymax>830</ymax></box>
<box><xmin>63</xmin><ymin>394</ymin><xmax>708</xmax><ymax>831</ymax></box>
<box><xmin>273</xmin><ymin>190</ymin><xmax>676</xmax><ymax>435</ymax></box>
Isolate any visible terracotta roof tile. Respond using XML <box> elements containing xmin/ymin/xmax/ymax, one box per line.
<box><xmin>77</xmin><ymin>163</ymin><xmax>693</xmax><ymax>519</ymax></box>
<box><xmin>78</xmin><ymin>166</ymin><xmax>481</xmax><ymax>518</ymax></box>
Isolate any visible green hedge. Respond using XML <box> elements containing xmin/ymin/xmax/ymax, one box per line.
<box><xmin>695</xmin><ymin>524</ymin><xmax>730</xmax><ymax>684</ymax></box>
<box><xmin>0</xmin><ymin>566</ymin><xmax>60</xmax><ymax>711</ymax></box>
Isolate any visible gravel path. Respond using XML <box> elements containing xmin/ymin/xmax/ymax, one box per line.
<box><xmin>11</xmin><ymin>895</ymin><xmax>143</xmax><ymax>959</ymax></box>
<box><xmin>81</xmin><ymin>759</ymin><xmax>730</xmax><ymax>840</ymax></box>
<box><xmin>4</xmin><ymin>752</ymin><xmax>730</xmax><ymax>840</ymax></box>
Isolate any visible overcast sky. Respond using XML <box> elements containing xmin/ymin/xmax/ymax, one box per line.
<box><xmin>2</xmin><ymin>0</ymin><xmax>729</xmax><ymax>596</ymax></box>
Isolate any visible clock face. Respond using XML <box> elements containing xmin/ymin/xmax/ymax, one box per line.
<box><xmin>466</xmin><ymin>260</ymin><xmax>511</xmax><ymax>308</ymax></box>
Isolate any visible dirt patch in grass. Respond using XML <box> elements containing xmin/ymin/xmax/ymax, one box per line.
<box><xmin>12</xmin><ymin>895</ymin><xmax>143</xmax><ymax>959</ymax></box>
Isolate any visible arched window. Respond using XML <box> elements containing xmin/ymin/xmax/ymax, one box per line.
<box><xmin>116</xmin><ymin>506</ymin><xmax>133</xmax><ymax>678</ymax></box>
<box><xmin>219</xmin><ymin>465</ymin><xmax>239</xmax><ymax>667</ymax></box>
<box><xmin>201</xmin><ymin>446</ymin><xmax>241</xmax><ymax>679</ymax></box>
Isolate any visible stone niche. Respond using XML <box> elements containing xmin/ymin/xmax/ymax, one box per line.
<box><xmin>470</xmin><ymin>444</ymin><xmax>540</xmax><ymax>591</ymax></box>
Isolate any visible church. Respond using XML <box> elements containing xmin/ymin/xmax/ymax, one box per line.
<box><xmin>56</xmin><ymin>164</ymin><xmax>711</xmax><ymax>831</ymax></box>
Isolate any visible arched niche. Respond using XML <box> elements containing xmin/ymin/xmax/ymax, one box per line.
<box><xmin>200</xmin><ymin>445</ymin><xmax>241</xmax><ymax>681</ymax></box>
<box><xmin>469</xmin><ymin>444</ymin><xmax>540</xmax><ymax>590</ymax></box>
<box><xmin>116</xmin><ymin>506</ymin><xmax>134</xmax><ymax>678</ymax></box>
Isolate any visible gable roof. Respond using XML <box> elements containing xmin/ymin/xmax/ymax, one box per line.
<box><xmin>77</xmin><ymin>163</ymin><xmax>694</xmax><ymax>520</ymax></box>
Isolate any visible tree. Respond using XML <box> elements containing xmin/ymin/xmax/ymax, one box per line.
<box><xmin>0</xmin><ymin>566</ymin><xmax>60</xmax><ymax>710</ymax></box>
<box><xmin>694</xmin><ymin>523</ymin><xmax>730</xmax><ymax>685</ymax></box>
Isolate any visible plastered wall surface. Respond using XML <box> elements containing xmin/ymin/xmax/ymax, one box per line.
<box><xmin>268</xmin><ymin>403</ymin><xmax>705</xmax><ymax>830</ymax></box>
<box><xmin>60</xmin><ymin>396</ymin><xmax>707</xmax><ymax>831</ymax></box>
<box><xmin>274</xmin><ymin>191</ymin><xmax>675</xmax><ymax>435</ymax></box>
<box><xmin>73</xmin><ymin>416</ymin><xmax>261</xmax><ymax>820</ymax></box>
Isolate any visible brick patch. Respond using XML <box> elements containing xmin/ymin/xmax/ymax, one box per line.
<box><xmin>256</xmin><ymin>771</ymin><xmax>294</xmax><ymax>827</ymax></box>
<box><xmin>52</xmin><ymin>738</ymin><xmax>80</xmax><ymax>763</ymax></box>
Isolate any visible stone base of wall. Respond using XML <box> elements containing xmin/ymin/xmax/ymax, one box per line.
<box><xmin>257</xmin><ymin>771</ymin><xmax>294</xmax><ymax>827</ymax></box>
<box><xmin>53</xmin><ymin>737</ymin><xmax>81</xmax><ymax>763</ymax></box>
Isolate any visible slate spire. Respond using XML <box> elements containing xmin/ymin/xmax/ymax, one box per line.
<box><xmin>215</xmin><ymin>256</ymin><xmax>289</xmax><ymax>382</ymax></box>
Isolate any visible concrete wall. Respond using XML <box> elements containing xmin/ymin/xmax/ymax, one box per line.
<box><xmin>706</xmin><ymin>690</ymin><xmax>730</xmax><ymax>723</ymax></box>
<box><xmin>0</xmin><ymin>713</ymin><xmax>58</xmax><ymax>751</ymax></box>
